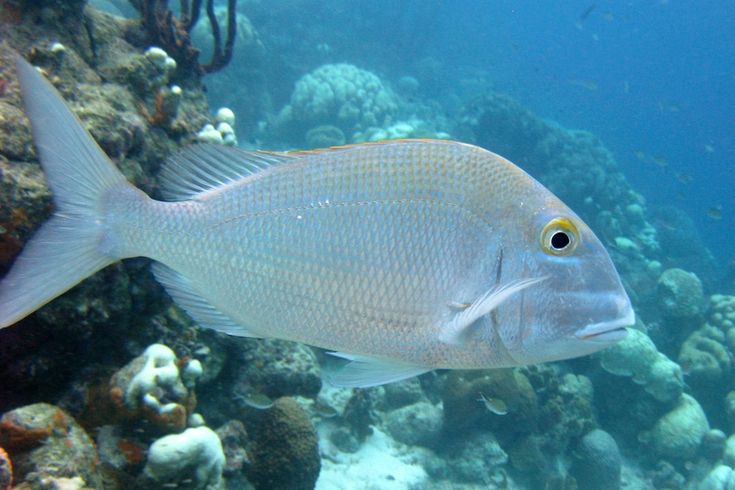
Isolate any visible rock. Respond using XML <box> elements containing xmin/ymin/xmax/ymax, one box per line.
<box><xmin>231</xmin><ymin>339</ymin><xmax>321</xmax><ymax>400</ymax></box>
<box><xmin>329</xmin><ymin>426</ymin><xmax>360</xmax><ymax>454</ymax></box>
<box><xmin>645</xmin><ymin>394</ymin><xmax>709</xmax><ymax>461</ymax></box>
<box><xmin>0</xmin><ymin>403</ymin><xmax>101</xmax><ymax>488</ymax></box>
<box><xmin>382</xmin><ymin>377</ymin><xmax>426</xmax><ymax>408</ymax></box>
<box><xmin>0</xmin><ymin>446</ymin><xmax>11</xmax><ymax>490</ymax></box>
<box><xmin>384</xmin><ymin>401</ymin><xmax>442</xmax><ymax>447</ymax></box>
<box><xmin>570</xmin><ymin>429</ymin><xmax>622</xmax><ymax>490</ymax></box>
<box><xmin>215</xmin><ymin>420</ymin><xmax>250</xmax><ymax>476</ymax></box>
<box><xmin>247</xmin><ymin>397</ymin><xmax>320</xmax><ymax>490</ymax></box>
<box><xmin>447</xmin><ymin>432</ymin><xmax>508</xmax><ymax>483</ymax></box>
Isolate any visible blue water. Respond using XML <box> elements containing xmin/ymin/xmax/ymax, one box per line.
<box><xmin>432</xmin><ymin>0</ymin><xmax>735</xmax><ymax>265</ymax></box>
<box><xmin>237</xmin><ymin>0</ymin><xmax>734</xmax><ymax>267</ymax></box>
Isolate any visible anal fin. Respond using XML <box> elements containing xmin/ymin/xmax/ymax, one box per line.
<box><xmin>324</xmin><ymin>352</ymin><xmax>430</xmax><ymax>388</ymax></box>
<box><xmin>152</xmin><ymin>262</ymin><xmax>261</xmax><ymax>338</ymax></box>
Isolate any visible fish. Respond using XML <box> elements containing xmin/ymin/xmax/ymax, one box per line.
<box><xmin>477</xmin><ymin>393</ymin><xmax>508</xmax><ymax>415</ymax></box>
<box><xmin>674</xmin><ymin>172</ymin><xmax>692</xmax><ymax>184</ymax></box>
<box><xmin>568</xmin><ymin>79</ymin><xmax>599</xmax><ymax>91</ymax></box>
<box><xmin>235</xmin><ymin>392</ymin><xmax>274</xmax><ymax>410</ymax></box>
<box><xmin>0</xmin><ymin>56</ymin><xmax>634</xmax><ymax>388</ymax></box>
<box><xmin>706</xmin><ymin>206</ymin><xmax>723</xmax><ymax>220</ymax></box>
<box><xmin>313</xmin><ymin>399</ymin><xmax>339</xmax><ymax>418</ymax></box>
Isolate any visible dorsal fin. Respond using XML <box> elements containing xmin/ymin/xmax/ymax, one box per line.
<box><xmin>158</xmin><ymin>144</ymin><xmax>298</xmax><ymax>201</ymax></box>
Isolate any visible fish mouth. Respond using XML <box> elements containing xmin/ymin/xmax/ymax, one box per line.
<box><xmin>574</xmin><ymin>306</ymin><xmax>635</xmax><ymax>344</ymax></box>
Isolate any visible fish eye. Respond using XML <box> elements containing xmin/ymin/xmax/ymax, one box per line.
<box><xmin>540</xmin><ymin>217</ymin><xmax>579</xmax><ymax>256</ymax></box>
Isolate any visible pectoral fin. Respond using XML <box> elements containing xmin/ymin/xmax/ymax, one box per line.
<box><xmin>440</xmin><ymin>276</ymin><xmax>548</xmax><ymax>345</ymax></box>
<box><xmin>323</xmin><ymin>352</ymin><xmax>430</xmax><ymax>388</ymax></box>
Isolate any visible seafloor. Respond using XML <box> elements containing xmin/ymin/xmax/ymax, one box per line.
<box><xmin>0</xmin><ymin>2</ymin><xmax>733</xmax><ymax>490</ymax></box>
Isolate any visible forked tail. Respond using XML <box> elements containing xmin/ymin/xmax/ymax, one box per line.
<box><xmin>0</xmin><ymin>56</ymin><xmax>135</xmax><ymax>328</ymax></box>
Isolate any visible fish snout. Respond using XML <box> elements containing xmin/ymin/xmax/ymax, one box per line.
<box><xmin>574</xmin><ymin>292</ymin><xmax>635</xmax><ymax>344</ymax></box>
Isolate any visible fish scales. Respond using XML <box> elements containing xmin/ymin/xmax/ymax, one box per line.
<box><xmin>1</xmin><ymin>57</ymin><xmax>634</xmax><ymax>387</ymax></box>
<box><xmin>120</xmin><ymin>142</ymin><xmax>512</xmax><ymax>367</ymax></box>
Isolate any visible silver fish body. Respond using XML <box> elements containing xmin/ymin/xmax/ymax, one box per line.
<box><xmin>0</xmin><ymin>57</ymin><xmax>634</xmax><ymax>387</ymax></box>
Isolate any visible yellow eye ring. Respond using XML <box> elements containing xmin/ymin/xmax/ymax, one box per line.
<box><xmin>540</xmin><ymin>217</ymin><xmax>579</xmax><ymax>256</ymax></box>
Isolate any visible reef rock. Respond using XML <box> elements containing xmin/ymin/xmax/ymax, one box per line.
<box><xmin>0</xmin><ymin>403</ymin><xmax>101</xmax><ymax>488</ymax></box>
<box><xmin>230</xmin><ymin>339</ymin><xmax>321</xmax><ymax>400</ymax></box>
<box><xmin>384</xmin><ymin>401</ymin><xmax>442</xmax><ymax>447</ymax></box>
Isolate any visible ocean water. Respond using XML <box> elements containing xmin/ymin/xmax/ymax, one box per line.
<box><xmin>1</xmin><ymin>1</ymin><xmax>735</xmax><ymax>489</ymax></box>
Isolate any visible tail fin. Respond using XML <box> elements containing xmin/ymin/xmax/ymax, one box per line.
<box><xmin>0</xmin><ymin>56</ymin><xmax>132</xmax><ymax>328</ymax></box>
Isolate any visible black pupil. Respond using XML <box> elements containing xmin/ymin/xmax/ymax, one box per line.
<box><xmin>551</xmin><ymin>231</ymin><xmax>570</xmax><ymax>250</ymax></box>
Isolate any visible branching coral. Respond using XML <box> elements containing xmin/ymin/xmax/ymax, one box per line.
<box><xmin>131</xmin><ymin>0</ymin><xmax>237</xmax><ymax>75</ymax></box>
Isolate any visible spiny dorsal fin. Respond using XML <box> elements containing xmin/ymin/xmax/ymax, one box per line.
<box><xmin>158</xmin><ymin>144</ymin><xmax>298</xmax><ymax>201</ymax></box>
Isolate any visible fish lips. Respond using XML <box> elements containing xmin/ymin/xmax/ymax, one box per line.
<box><xmin>574</xmin><ymin>306</ymin><xmax>635</xmax><ymax>344</ymax></box>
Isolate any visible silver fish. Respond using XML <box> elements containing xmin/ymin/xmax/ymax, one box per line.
<box><xmin>477</xmin><ymin>393</ymin><xmax>508</xmax><ymax>415</ymax></box>
<box><xmin>236</xmin><ymin>392</ymin><xmax>274</xmax><ymax>410</ymax></box>
<box><xmin>0</xmin><ymin>56</ymin><xmax>634</xmax><ymax>387</ymax></box>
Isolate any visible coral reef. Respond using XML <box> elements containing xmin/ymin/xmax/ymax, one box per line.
<box><xmin>1</xmin><ymin>2</ymin><xmax>732</xmax><ymax>489</ymax></box>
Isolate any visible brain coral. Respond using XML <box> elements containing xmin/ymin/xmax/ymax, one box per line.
<box><xmin>278</xmin><ymin>63</ymin><xmax>398</xmax><ymax>142</ymax></box>
<box><xmin>247</xmin><ymin>397</ymin><xmax>320</xmax><ymax>490</ymax></box>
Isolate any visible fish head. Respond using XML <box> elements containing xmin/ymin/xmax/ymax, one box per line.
<box><xmin>498</xmin><ymin>203</ymin><xmax>634</xmax><ymax>365</ymax></box>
